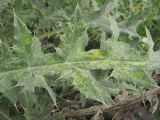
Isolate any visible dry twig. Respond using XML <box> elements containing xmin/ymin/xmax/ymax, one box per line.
<box><xmin>60</xmin><ymin>87</ymin><xmax>160</xmax><ymax>118</ymax></box>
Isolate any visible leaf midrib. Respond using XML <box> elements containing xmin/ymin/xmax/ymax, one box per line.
<box><xmin>0</xmin><ymin>59</ymin><xmax>153</xmax><ymax>76</ymax></box>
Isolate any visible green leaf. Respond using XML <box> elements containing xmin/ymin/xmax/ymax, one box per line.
<box><xmin>71</xmin><ymin>4</ymin><xmax>83</xmax><ymax>19</ymax></box>
<box><xmin>14</xmin><ymin>12</ymin><xmax>32</xmax><ymax>57</ymax></box>
<box><xmin>109</xmin><ymin>15</ymin><xmax>120</xmax><ymax>41</ymax></box>
<box><xmin>91</xmin><ymin>0</ymin><xmax>100</xmax><ymax>11</ymax></box>
<box><xmin>67</xmin><ymin>31</ymin><xmax>89</xmax><ymax>60</ymax></box>
<box><xmin>0</xmin><ymin>0</ymin><xmax>8</xmax><ymax>13</ymax></box>
<box><xmin>72</xmin><ymin>68</ymin><xmax>116</xmax><ymax>104</ymax></box>
<box><xmin>0</xmin><ymin>13</ymin><xmax>57</xmax><ymax>109</ymax></box>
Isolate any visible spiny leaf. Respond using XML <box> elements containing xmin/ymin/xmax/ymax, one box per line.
<box><xmin>109</xmin><ymin>15</ymin><xmax>120</xmax><ymax>41</ymax></box>
<box><xmin>91</xmin><ymin>0</ymin><xmax>100</xmax><ymax>11</ymax></box>
<box><xmin>67</xmin><ymin>31</ymin><xmax>89</xmax><ymax>60</ymax></box>
<box><xmin>0</xmin><ymin>14</ymin><xmax>57</xmax><ymax>107</ymax></box>
<box><xmin>13</xmin><ymin>12</ymin><xmax>32</xmax><ymax>63</ymax></box>
<box><xmin>72</xmin><ymin>68</ymin><xmax>115</xmax><ymax>104</ymax></box>
<box><xmin>71</xmin><ymin>4</ymin><xmax>83</xmax><ymax>19</ymax></box>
